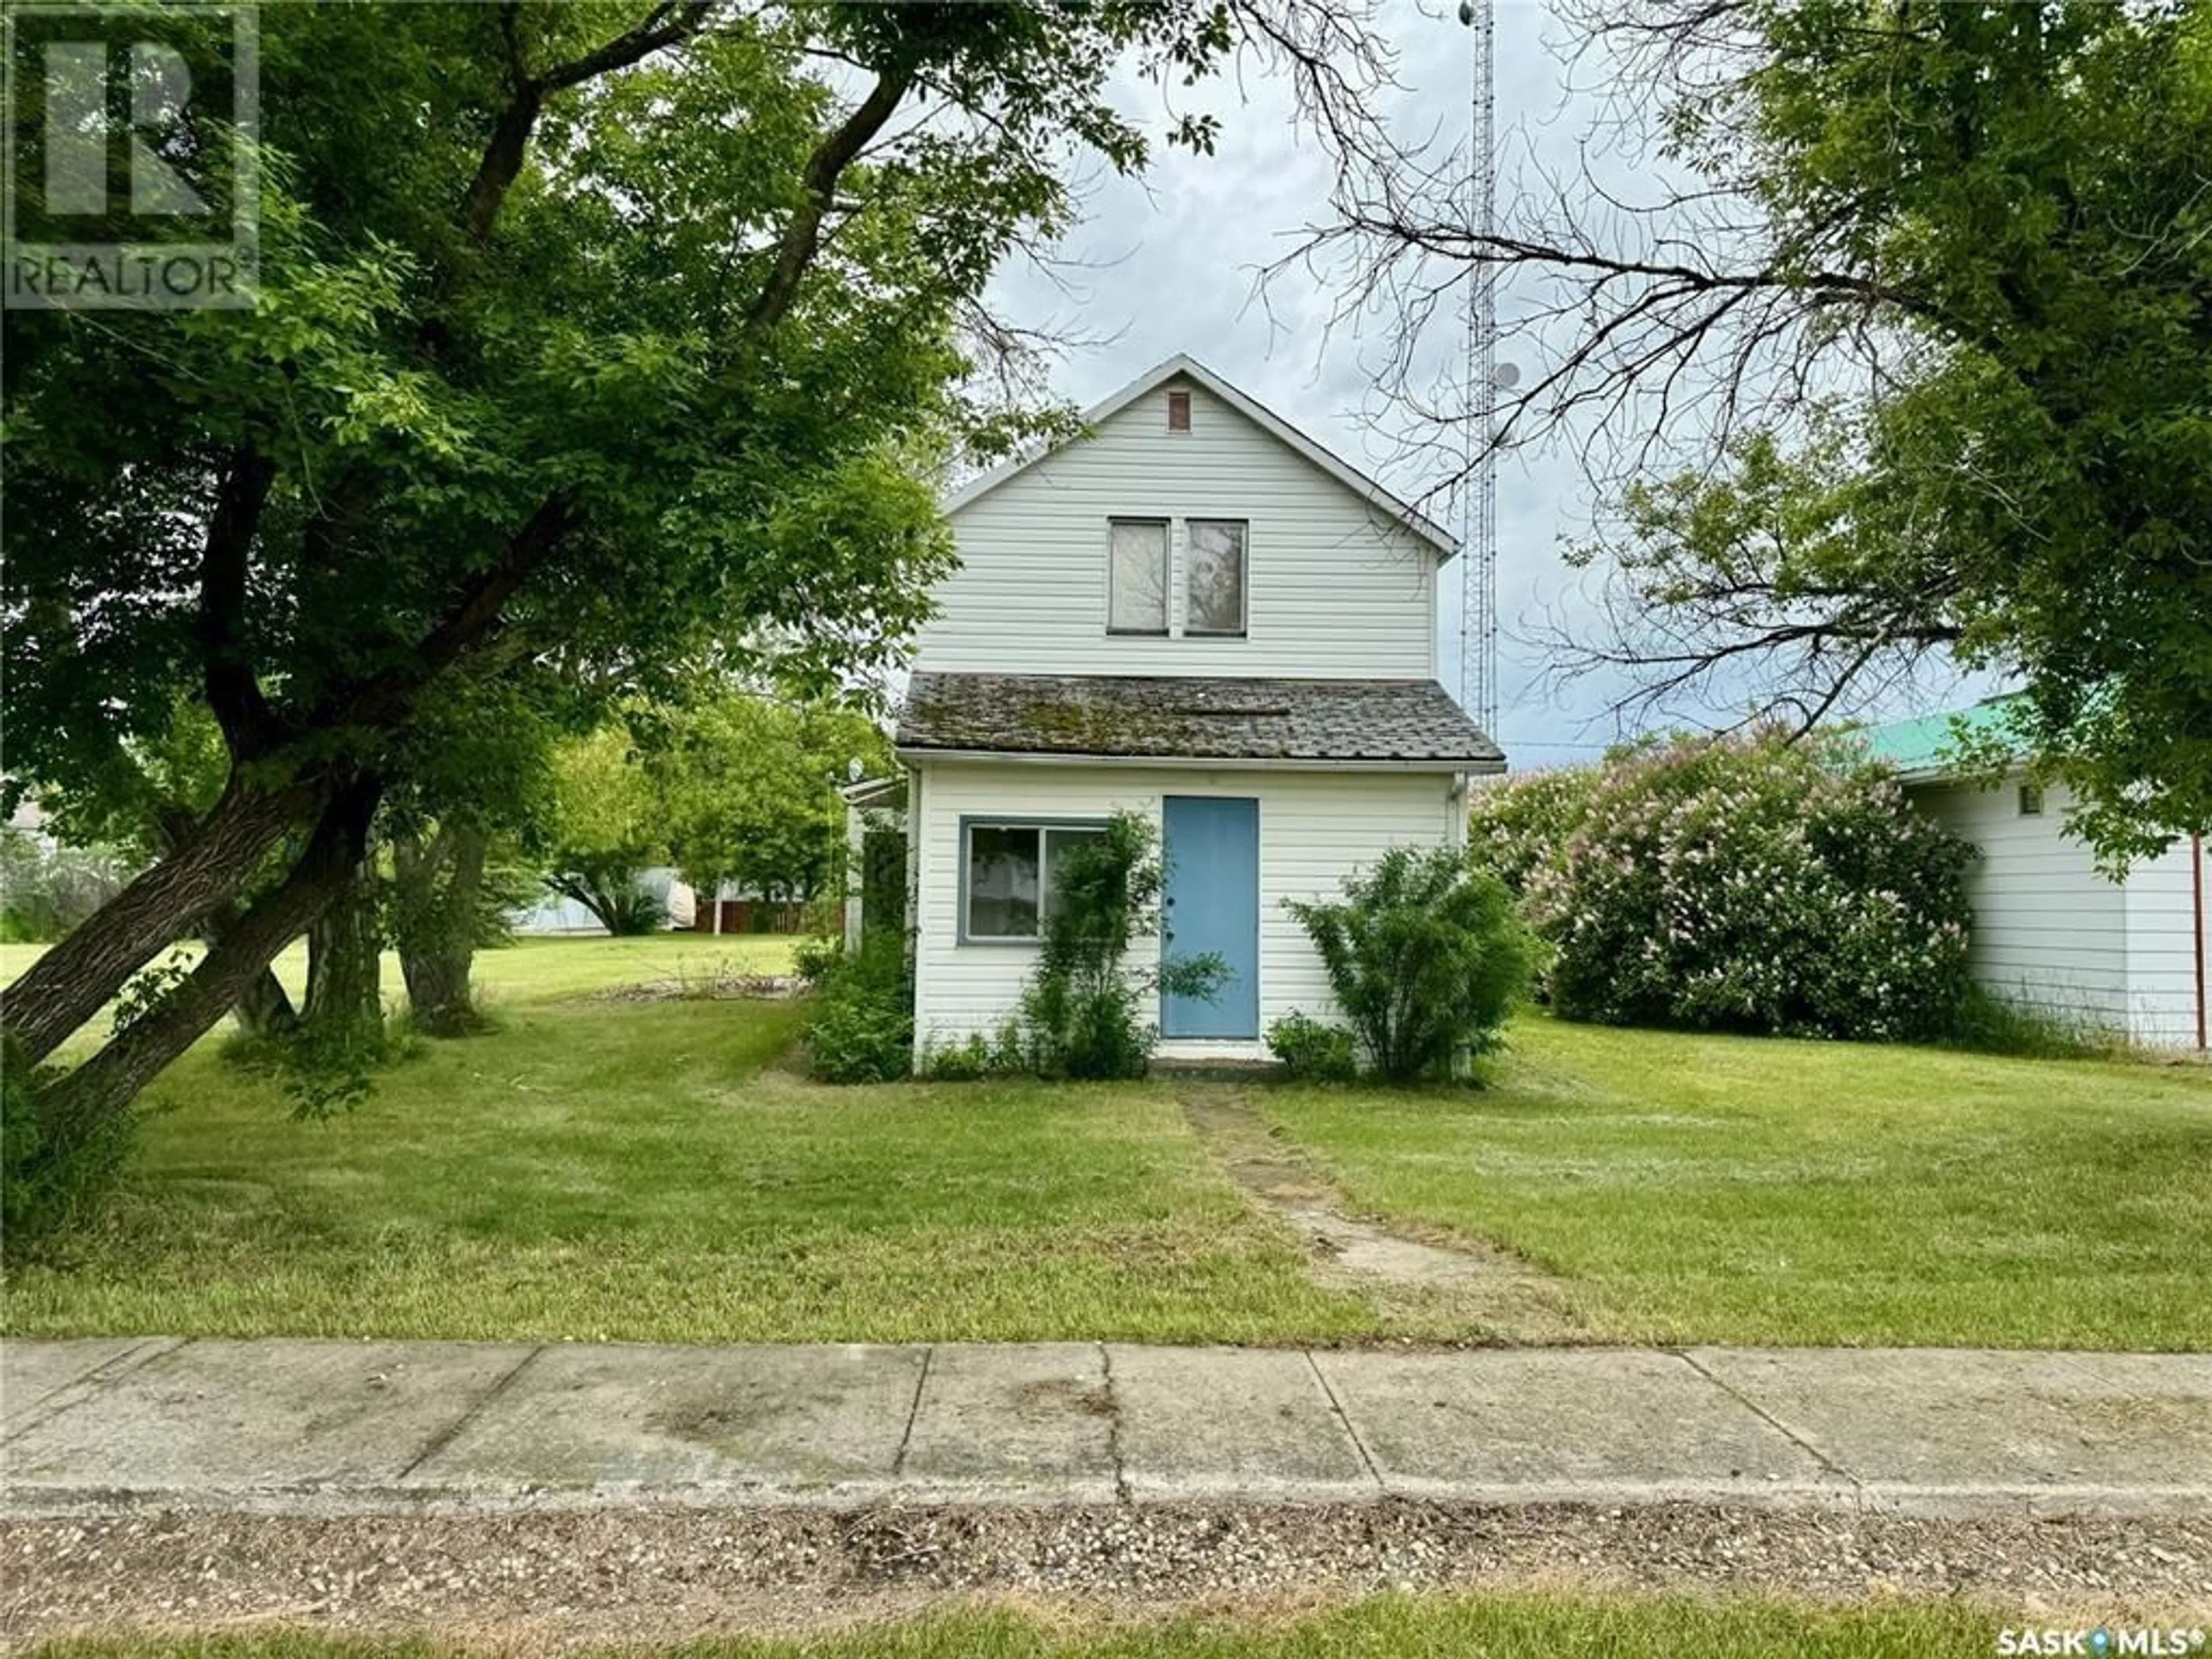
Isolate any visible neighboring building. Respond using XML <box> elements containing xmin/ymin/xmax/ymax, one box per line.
<box><xmin>510</xmin><ymin>866</ymin><xmax>698</xmax><ymax>935</ymax></box>
<box><xmin>1865</xmin><ymin>704</ymin><xmax>2209</xmax><ymax>1051</ymax></box>
<box><xmin>882</xmin><ymin>355</ymin><xmax>1502</xmax><ymax>1062</ymax></box>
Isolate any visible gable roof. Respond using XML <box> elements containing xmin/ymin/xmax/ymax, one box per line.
<box><xmin>941</xmin><ymin>355</ymin><xmax>1460</xmax><ymax>561</ymax></box>
<box><xmin>897</xmin><ymin>672</ymin><xmax>1502</xmax><ymax>770</ymax></box>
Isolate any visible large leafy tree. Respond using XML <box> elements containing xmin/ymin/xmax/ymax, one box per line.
<box><xmin>1303</xmin><ymin>0</ymin><xmax>2212</xmax><ymax>862</ymax></box>
<box><xmin>655</xmin><ymin>688</ymin><xmax>889</xmax><ymax>913</ymax></box>
<box><xmin>4</xmin><ymin>1</ymin><xmax>1387</xmax><ymax>1132</ymax></box>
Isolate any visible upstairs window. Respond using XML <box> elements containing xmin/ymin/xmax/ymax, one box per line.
<box><xmin>1108</xmin><ymin>518</ymin><xmax>1168</xmax><ymax>635</ymax></box>
<box><xmin>1185</xmin><ymin>519</ymin><xmax>1248</xmax><ymax>637</ymax></box>
<box><xmin>963</xmin><ymin>821</ymin><xmax>1108</xmax><ymax>940</ymax></box>
<box><xmin>2018</xmin><ymin>782</ymin><xmax>2044</xmax><ymax>817</ymax></box>
<box><xmin>1166</xmin><ymin>389</ymin><xmax>1191</xmax><ymax>431</ymax></box>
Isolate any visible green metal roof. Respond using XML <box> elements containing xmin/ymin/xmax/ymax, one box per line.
<box><xmin>1859</xmin><ymin>698</ymin><xmax>2024</xmax><ymax>778</ymax></box>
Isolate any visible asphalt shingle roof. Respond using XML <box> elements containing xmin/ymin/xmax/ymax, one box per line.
<box><xmin>897</xmin><ymin>673</ymin><xmax>1503</xmax><ymax>767</ymax></box>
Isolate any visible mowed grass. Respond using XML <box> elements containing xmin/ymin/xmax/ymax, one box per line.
<box><xmin>1</xmin><ymin>949</ymin><xmax>1364</xmax><ymax>1344</ymax></box>
<box><xmin>9</xmin><ymin>937</ymin><xmax>2209</xmax><ymax>1349</ymax></box>
<box><xmin>18</xmin><ymin>1592</ymin><xmax>2011</xmax><ymax>1659</ymax></box>
<box><xmin>1263</xmin><ymin>1014</ymin><xmax>2212</xmax><ymax>1351</ymax></box>
<box><xmin>0</xmin><ymin>932</ymin><xmax>799</xmax><ymax>1054</ymax></box>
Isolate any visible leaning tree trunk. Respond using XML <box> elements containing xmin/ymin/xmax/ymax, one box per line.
<box><xmin>39</xmin><ymin>778</ymin><xmax>382</xmax><ymax>1138</ymax></box>
<box><xmin>392</xmin><ymin>823</ymin><xmax>488</xmax><ymax>1037</ymax></box>
<box><xmin>301</xmin><ymin>850</ymin><xmax>384</xmax><ymax>1056</ymax></box>
<box><xmin>153</xmin><ymin>805</ymin><xmax>300</xmax><ymax>1041</ymax></box>
<box><xmin>1</xmin><ymin>777</ymin><xmax>314</xmax><ymax>1064</ymax></box>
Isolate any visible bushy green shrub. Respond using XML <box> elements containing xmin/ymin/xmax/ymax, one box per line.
<box><xmin>1286</xmin><ymin>847</ymin><xmax>1531</xmax><ymax>1083</ymax></box>
<box><xmin>804</xmin><ymin>932</ymin><xmax>913</xmax><ymax>1083</ymax></box>
<box><xmin>1007</xmin><ymin>811</ymin><xmax>1226</xmax><ymax>1081</ymax></box>
<box><xmin>1266</xmin><ymin>1012</ymin><xmax>1359</xmax><ymax>1082</ymax></box>
<box><xmin>1</xmin><ymin>1037</ymin><xmax>135</xmax><ymax>1260</ymax></box>
<box><xmin>791</xmin><ymin>933</ymin><xmax>844</xmax><ymax>988</ymax></box>
<box><xmin>1468</xmin><ymin>729</ymin><xmax>1975</xmax><ymax>1041</ymax></box>
<box><xmin>917</xmin><ymin>1026</ymin><xmax>1027</xmax><ymax>1081</ymax></box>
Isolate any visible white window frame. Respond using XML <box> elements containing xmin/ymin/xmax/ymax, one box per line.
<box><xmin>1105</xmin><ymin>517</ymin><xmax>1170</xmax><ymax>637</ymax></box>
<box><xmin>958</xmin><ymin>817</ymin><xmax>1111</xmax><ymax>943</ymax></box>
<box><xmin>1183</xmin><ymin>517</ymin><xmax>1249</xmax><ymax>638</ymax></box>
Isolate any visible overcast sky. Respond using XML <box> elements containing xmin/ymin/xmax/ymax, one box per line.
<box><xmin>983</xmin><ymin>0</ymin><xmax>1983</xmax><ymax>768</ymax></box>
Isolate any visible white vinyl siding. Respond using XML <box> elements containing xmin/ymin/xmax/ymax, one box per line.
<box><xmin>910</xmin><ymin>759</ymin><xmax>1461</xmax><ymax>1059</ymax></box>
<box><xmin>915</xmin><ymin>377</ymin><xmax>1437</xmax><ymax>679</ymax></box>
<box><xmin>1911</xmin><ymin>775</ymin><xmax>2207</xmax><ymax>1048</ymax></box>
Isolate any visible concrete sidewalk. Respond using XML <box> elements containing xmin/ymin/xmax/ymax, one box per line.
<box><xmin>4</xmin><ymin>1338</ymin><xmax>2207</xmax><ymax>1520</ymax></box>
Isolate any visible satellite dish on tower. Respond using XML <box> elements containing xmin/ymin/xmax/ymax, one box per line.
<box><xmin>1494</xmin><ymin>361</ymin><xmax>1521</xmax><ymax>389</ymax></box>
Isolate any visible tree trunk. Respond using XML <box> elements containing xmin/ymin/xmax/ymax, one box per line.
<box><xmin>302</xmin><ymin>850</ymin><xmax>383</xmax><ymax>1052</ymax></box>
<box><xmin>151</xmin><ymin>804</ymin><xmax>300</xmax><ymax>1042</ymax></box>
<box><xmin>393</xmin><ymin>824</ymin><xmax>488</xmax><ymax>1037</ymax></box>
<box><xmin>1</xmin><ymin>778</ymin><xmax>314</xmax><ymax>1064</ymax></box>
<box><xmin>39</xmin><ymin>778</ymin><xmax>382</xmax><ymax>1137</ymax></box>
<box><xmin>230</xmin><ymin>961</ymin><xmax>300</xmax><ymax>1040</ymax></box>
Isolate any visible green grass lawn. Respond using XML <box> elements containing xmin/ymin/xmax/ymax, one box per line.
<box><xmin>1</xmin><ymin>931</ymin><xmax>797</xmax><ymax>1052</ymax></box>
<box><xmin>8</xmin><ymin>937</ymin><xmax>2207</xmax><ymax>1349</ymax></box>
<box><xmin>1263</xmin><ymin>1016</ymin><xmax>2212</xmax><ymax>1351</ymax></box>
<box><xmin>18</xmin><ymin>1593</ymin><xmax>2012</xmax><ymax>1658</ymax></box>
<box><xmin>1</xmin><ymin>956</ymin><xmax>1361</xmax><ymax>1344</ymax></box>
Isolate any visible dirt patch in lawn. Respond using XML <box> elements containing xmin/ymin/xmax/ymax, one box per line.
<box><xmin>1177</xmin><ymin>1087</ymin><xmax>1590</xmax><ymax>1344</ymax></box>
<box><xmin>585</xmin><ymin>972</ymin><xmax>801</xmax><ymax>1003</ymax></box>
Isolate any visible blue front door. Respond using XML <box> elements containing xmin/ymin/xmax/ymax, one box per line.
<box><xmin>1161</xmin><ymin>796</ymin><xmax>1260</xmax><ymax>1038</ymax></box>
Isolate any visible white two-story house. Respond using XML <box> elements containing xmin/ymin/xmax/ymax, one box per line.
<box><xmin>890</xmin><ymin>355</ymin><xmax>1503</xmax><ymax>1062</ymax></box>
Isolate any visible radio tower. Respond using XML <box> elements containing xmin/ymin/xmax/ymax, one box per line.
<box><xmin>1456</xmin><ymin>0</ymin><xmax>1500</xmax><ymax>739</ymax></box>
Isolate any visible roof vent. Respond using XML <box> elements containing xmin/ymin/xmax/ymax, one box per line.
<box><xmin>1166</xmin><ymin>389</ymin><xmax>1191</xmax><ymax>431</ymax></box>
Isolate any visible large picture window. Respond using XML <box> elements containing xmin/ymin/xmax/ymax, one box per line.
<box><xmin>1107</xmin><ymin>519</ymin><xmax>1169</xmax><ymax>635</ymax></box>
<box><xmin>963</xmin><ymin>820</ymin><xmax>1109</xmax><ymax>940</ymax></box>
<box><xmin>1185</xmin><ymin>519</ymin><xmax>1247</xmax><ymax>636</ymax></box>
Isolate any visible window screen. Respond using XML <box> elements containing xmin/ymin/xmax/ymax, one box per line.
<box><xmin>1186</xmin><ymin>519</ymin><xmax>1247</xmax><ymax>635</ymax></box>
<box><xmin>1108</xmin><ymin>519</ymin><xmax>1168</xmax><ymax>634</ymax></box>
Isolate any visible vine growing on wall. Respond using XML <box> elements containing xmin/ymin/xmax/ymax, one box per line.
<box><xmin>935</xmin><ymin>810</ymin><xmax>1227</xmax><ymax>1081</ymax></box>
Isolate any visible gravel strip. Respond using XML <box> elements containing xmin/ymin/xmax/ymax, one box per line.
<box><xmin>5</xmin><ymin>1502</ymin><xmax>2210</xmax><ymax>1646</ymax></box>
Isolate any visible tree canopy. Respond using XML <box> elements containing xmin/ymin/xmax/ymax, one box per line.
<box><xmin>3</xmin><ymin>0</ymin><xmax>1393</xmax><ymax>1128</ymax></box>
<box><xmin>1302</xmin><ymin>0</ymin><xmax>2212</xmax><ymax>862</ymax></box>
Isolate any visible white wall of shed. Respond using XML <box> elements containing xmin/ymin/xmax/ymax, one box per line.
<box><xmin>1911</xmin><ymin>776</ymin><xmax>2207</xmax><ymax>1048</ymax></box>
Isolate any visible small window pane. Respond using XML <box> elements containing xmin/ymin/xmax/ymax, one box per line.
<box><xmin>1108</xmin><ymin>520</ymin><xmax>1168</xmax><ymax>634</ymax></box>
<box><xmin>1187</xmin><ymin>520</ymin><xmax>1247</xmax><ymax>635</ymax></box>
<box><xmin>967</xmin><ymin>825</ymin><xmax>1040</xmax><ymax>937</ymax></box>
<box><xmin>1042</xmin><ymin>827</ymin><xmax>1108</xmax><ymax>921</ymax></box>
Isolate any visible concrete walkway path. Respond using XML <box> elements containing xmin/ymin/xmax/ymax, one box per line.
<box><xmin>5</xmin><ymin>1338</ymin><xmax>2207</xmax><ymax>1519</ymax></box>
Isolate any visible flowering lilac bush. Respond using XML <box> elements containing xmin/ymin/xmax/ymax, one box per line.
<box><xmin>1467</xmin><ymin>730</ymin><xmax>1975</xmax><ymax>1041</ymax></box>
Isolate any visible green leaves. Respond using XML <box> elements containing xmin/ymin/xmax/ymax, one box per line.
<box><xmin>1469</xmin><ymin>730</ymin><xmax>1976</xmax><ymax>1043</ymax></box>
<box><xmin>1560</xmin><ymin>1</ymin><xmax>2212</xmax><ymax>861</ymax></box>
<box><xmin>1285</xmin><ymin>847</ymin><xmax>1530</xmax><ymax>1084</ymax></box>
